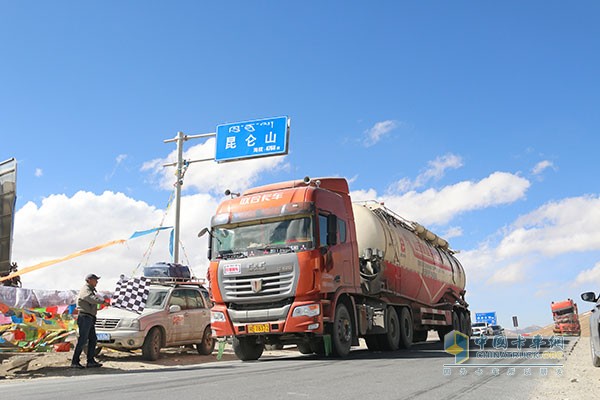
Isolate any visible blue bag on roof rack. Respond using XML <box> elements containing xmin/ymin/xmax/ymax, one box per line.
<box><xmin>144</xmin><ymin>262</ymin><xmax>191</xmax><ymax>280</ymax></box>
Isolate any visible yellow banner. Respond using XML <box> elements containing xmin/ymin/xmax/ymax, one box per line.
<box><xmin>0</xmin><ymin>239</ymin><xmax>126</xmax><ymax>283</ymax></box>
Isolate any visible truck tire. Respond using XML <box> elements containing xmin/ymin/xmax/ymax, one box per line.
<box><xmin>413</xmin><ymin>330</ymin><xmax>428</xmax><ymax>343</ymax></box>
<box><xmin>297</xmin><ymin>342</ymin><xmax>313</xmax><ymax>354</ymax></box>
<box><xmin>437</xmin><ymin>327</ymin><xmax>452</xmax><ymax>342</ymax></box>
<box><xmin>196</xmin><ymin>326</ymin><xmax>215</xmax><ymax>355</ymax></box>
<box><xmin>380</xmin><ymin>306</ymin><xmax>400</xmax><ymax>351</ymax></box>
<box><xmin>459</xmin><ymin>312</ymin><xmax>468</xmax><ymax>336</ymax></box>
<box><xmin>452</xmin><ymin>311</ymin><xmax>460</xmax><ymax>332</ymax></box>
<box><xmin>332</xmin><ymin>303</ymin><xmax>352</xmax><ymax>357</ymax></box>
<box><xmin>142</xmin><ymin>328</ymin><xmax>162</xmax><ymax>361</ymax></box>
<box><xmin>365</xmin><ymin>335</ymin><xmax>382</xmax><ymax>351</ymax></box>
<box><xmin>398</xmin><ymin>307</ymin><xmax>413</xmax><ymax>349</ymax></box>
<box><xmin>233</xmin><ymin>336</ymin><xmax>264</xmax><ymax>361</ymax></box>
<box><xmin>310</xmin><ymin>338</ymin><xmax>326</xmax><ymax>356</ymax></box>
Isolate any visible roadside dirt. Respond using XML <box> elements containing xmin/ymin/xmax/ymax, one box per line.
<box><xmin>530</xmin><ymin>336</ymin><xmax>599</xmax><ymax>399</ymax></box>
<box><xmin>0</xmin><ymin>344</ymin><xmax>291</xmax><ymax>380</ymax></box>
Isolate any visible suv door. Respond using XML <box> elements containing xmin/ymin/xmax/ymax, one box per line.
<box><xmin>181</xmin><ymin>288</ymin><xmax>210</xmax><ymax>342</ymax></box>
<box><xmin>167</xmin><ymin>288</ymin><xmax>188</xmax><ymax>343</ymax></box>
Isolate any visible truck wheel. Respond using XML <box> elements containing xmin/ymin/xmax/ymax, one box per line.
<box><xmin>196</xmin><ymin>326</ymin><xmax>215</xmax><ymax>355</ymax></box>
<box><xmin>380</xmin><ymin>306</ymin><xmax>400</xmax><ymax>351</ymax></box>
<box><xmin>459</xmin><ymin>312</ymin><xmax>468</xmax><ymax>336</ymax></box>
<box><xmin>233</xmin><ymin>336</ymin><xmax>264</xmax><ymax>361</ymax></box>
<box><xmin>413</xmin><ymin>330</ymin><xmax>428</xmax><ymax>342</ymax></box>
<box><xmin>310</xmin><ymin>338</ymin><xmax>326</xmax><ymax>356</ymax></box>
<box><xmin>398</xmin><ymin>307</ymin><xmax>413</xmax><ymax>349</ymax></box>
<box><xmin>365</xmin><ymin>335</ymin><xmax>382</xmax><ymax>351</ymax></box>
<box><xmin>332</xmin><ymin>303</ymin><xmax>352</xmax><ymax>357</ymax></box>
<box><xmin>297</xmin><ymin>342</ymin><xmax>313</xmax><ymax>354</ymax></box>
<box><xmin>142</xmin><ymin>328</ymin><xmax>162</xmax><ymax>361</ymax></box>
<box><xmin>452</xmin><ymin>311</ymin><xmax>460</xmax><ymax>332</ymax></box>
<box><xmin>437</xmin><ymin>327</ymin><xmax>452</xmax><ymax>342</ymax></box>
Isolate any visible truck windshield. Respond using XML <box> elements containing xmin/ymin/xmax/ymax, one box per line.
<box><xmin>212</xmin><ymin>217</ymin><xmax>313</xmax><ymax>259</ymax></box>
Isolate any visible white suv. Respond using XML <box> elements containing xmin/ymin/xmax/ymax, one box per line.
<box><xmin>95</xmin><ymin>282</ymin><xmax>214</xmax><ymax>360</ymax></box>
<box><xmin>471</xmin><ymin>322</ymin><xmax>493</xmax><ymax>337</ymax></box>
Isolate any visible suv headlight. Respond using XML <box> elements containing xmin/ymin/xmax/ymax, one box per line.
<box><xmin>292</xmin><ymin>304</ymin><xmax>320</xmax><ymax>318</ymax></box>
<box><xmin>119</xmin><ymin>318</ymin><xmax>140</xmax><ymax>330</ymax></box>
<box><xmin>211</xmin><ymin>311</ymin><xmax>226</xmax><ymax>323</ymax></box>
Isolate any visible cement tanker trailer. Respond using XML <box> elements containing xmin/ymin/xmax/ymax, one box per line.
<box><xmin>205</xmin><ymin>177</ymin><xmax>470</xmax><ymax>361</ymax></box>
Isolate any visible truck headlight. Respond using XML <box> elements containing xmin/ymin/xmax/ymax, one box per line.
<box><xmin>292</xmin><ymin>304</ymin><xmax>320</xmax><ymax>318</ymax></box>
<box><xmin>211</xmin><ymin>311</ymin><xmax>226</xmax><ymax>323</ymax></box>
<box><xmin>119</xmin><ymin>318</ymin><xmax>140</xmax><ymax>330</ymax></box>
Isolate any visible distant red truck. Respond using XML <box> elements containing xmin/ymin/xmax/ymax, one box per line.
<box><xmin>551</xmin><ymin>299</ymin><xmax>581</xmax><ymax>336</ymax></box>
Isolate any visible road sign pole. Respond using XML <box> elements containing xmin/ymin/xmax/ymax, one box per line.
<box><xmin>163</xmin><ymin>131</ymin><xmax>216</xmax><ymax>264</ymax></box>
<box><xmin>173</xmin><ymin>131</ymin><xmax>184</xmax><ymax>264</ymax></box>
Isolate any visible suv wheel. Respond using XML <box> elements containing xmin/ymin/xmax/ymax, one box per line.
<box><xmin>142</xmin><ymin>328</ymin><xmax>162</xmax><ymax>361</ymax></box>
<box><xmin>197</xmin><ymin>326</ymin><xmax>215</xmax><ymax>355</ymax></box>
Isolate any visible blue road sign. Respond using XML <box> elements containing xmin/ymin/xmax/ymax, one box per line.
<box><xmin>215</xmin><ymin>116</ymin><xmax>290</xmax><ymax>163</ymax></box>
<box><xmin>475</xmin><ymin>312</ymin><xmax>497</xmax><ymax>325</ymax></box>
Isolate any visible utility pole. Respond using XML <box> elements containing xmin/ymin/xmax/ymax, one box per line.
<box><xmin>163</xmin><ymin>132</ymin><xmax>215</xmax><ymax>263</ymax></box>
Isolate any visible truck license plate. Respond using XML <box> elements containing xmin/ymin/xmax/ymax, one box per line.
<box><xmin>247</xmin><ymin>323</ymin><xmax>270</xmax><ymax>333</ymax></box>
<box><xmin>97</xmin><ymin>333</ymin><xmax>111</xmax><ymax>341</ymax></box>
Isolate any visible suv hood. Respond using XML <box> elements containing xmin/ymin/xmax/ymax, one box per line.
<box><xmin>97</xmin><ymin>306</ymin><xmax>161</xmax><ymax>319</ymax></box>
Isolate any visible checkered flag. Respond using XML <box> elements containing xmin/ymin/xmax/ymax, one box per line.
<box><xmin>111</xmin><ymin>276</ymin><xmax>149</xmax><ymax>314</ymax></box>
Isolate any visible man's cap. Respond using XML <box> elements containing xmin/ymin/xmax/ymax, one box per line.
<box><xmin>86</xmin><ymin>273</ymin><xmax>101</xmax><ymax>280</ymax></box>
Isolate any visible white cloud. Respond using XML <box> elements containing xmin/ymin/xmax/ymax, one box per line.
<box><xmin>460</xmin><ymin>195</ymin><xmax>600</xmax><ymax>286</ymax></box>
<box><xmin>12</xmin><ymin>191</ymin><xmax>219</xmax><ymax>290</ymax></box>
<box><xmin>11</xmin><ymin>138</ymin><xmax>288</xmax><ymax>290</ymax></box>
<box><xmin>381</xmin><ymin>172</ymin><xmax>530</xmax><ymax>225</ymax></box>
<box><xmin>141</xmin><ymin>137</ymin><xmax>288</xmax><ymax>195</ymax></box>
<box><xmin>497</xmin><ymin>195</ymin><xmax>600</xmax><ymax>258</ymax></box>
<box><xmin>443</xmin><ymin>226</ymin><xmax>463</xmax><ymax>239</ymax></box>
<box><xmin>106</xmin><ymin>154</ymin><xmax>128</xmax><ymax>181</ymax></box>
<box><xmin>389</xmin><ymin>153</ymin><xmax>463</xmax><ymax>192</ymax></box>
<box><xmin>363</xmin><ymin>120</ymin><xmax>397</xmax><ymax>147</ymax></box>
<box><xmin>488</xmin><ymin>261</ymin><xmax>528</xmax><ymax>284</ymax></box>
<box><xmin>573</xmin><ymin>262</ymin><xmax>600</xmax><ymax>287</ymax></box>
<box><xmin>531</xmin><ymin>160</ymin><xmax>555</xmax><ymax>176</ymax></box>
<box><xmin>34</xmin><ymin>168</ymin><xmax>43</xmax><ymax>177</ymax></box>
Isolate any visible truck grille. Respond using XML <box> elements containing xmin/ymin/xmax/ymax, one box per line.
<box><xmin>95</xmin><ymin>318</ymin><xmax>119</xmax><ymax>329</ymax></box>
<box><xmin>223</xmin><ymin>271</ymin><xmax>294</xmax><ymax>300</ymax></box>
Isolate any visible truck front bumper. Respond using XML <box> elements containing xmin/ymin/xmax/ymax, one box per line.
<box><xmin>211</xmin><ymin>301</ymin><xmax>324</xmax><ymax>337</ymax></box>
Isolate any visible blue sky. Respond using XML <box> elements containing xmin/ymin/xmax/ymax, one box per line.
<box><xmin>2</xmin><ymin>1</ymin><xmax>600</xmax><ymax>328</ymax></box>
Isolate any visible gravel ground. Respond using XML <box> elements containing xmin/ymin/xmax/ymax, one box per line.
<box><xmin>0</xmin><ymin>344</ymin><xmax>270</xmax><ymax>380</ymax></box>
<box><xmin>530</xmin><ymin>336</ymin><xmax>599</xmax><ymax>399</ymax></box>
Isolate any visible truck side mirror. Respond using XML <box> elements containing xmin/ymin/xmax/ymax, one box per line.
<box><xmin>581</xmin><ymin>292</ymin><xmax>598</xmax><ymax>302</ymax></box>
<box><xmin>327</xmin><ymin>214</ymin><xmax>338</xmax><ymax>246</ymax></box>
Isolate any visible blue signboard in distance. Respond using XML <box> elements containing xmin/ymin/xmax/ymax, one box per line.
<box><xmin>215</xmin><ymin>116</ymin><xmax>289</xmax><ymax>163</ymax></box>
<box><xmin>475</xmin><ymin>312</ymin><xmax>497</xmax><ymax>325</ymax></box>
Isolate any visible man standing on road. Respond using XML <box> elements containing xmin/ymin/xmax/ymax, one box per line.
<box><xmin>71</xmin><ymin>273</ymin><xmax>108</xmax><ymax>369</ymax></box>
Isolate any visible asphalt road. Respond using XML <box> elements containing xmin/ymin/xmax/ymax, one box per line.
<box><xmin>0</xmin><ymin>338</ymin><xmax>570</xmax><ymax>400</ymax></box>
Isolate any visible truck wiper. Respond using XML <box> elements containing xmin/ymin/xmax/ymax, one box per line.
<box><xmin>253</xmin><ymin>245</ymin><xmax>296</xmax><ymax>254</ymax></box>
<box><xmin>218</xmin><ymin>250</ymin><xmax>248</xmax><ymax>260</ymax></box>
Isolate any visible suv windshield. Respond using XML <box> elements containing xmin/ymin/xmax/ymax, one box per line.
<box><xmin>212</xmin><ymin>217</ymin><xmax>313</xmax><ymax>259</ymax></box>
<box><xmin>472</xmin><ymin>323</ymin><xmax>487</xmax><ymax>328</ymax></box>
<box><xmin>146</xmin><ymin>288</ymin><xmax>169</xmax><ymax>309</ymax></box>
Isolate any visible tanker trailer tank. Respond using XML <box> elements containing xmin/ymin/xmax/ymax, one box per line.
<box><xmin>352</xmin><ymin>202</ymin><xmax>466</xmax><ymax>308</ymax></box>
